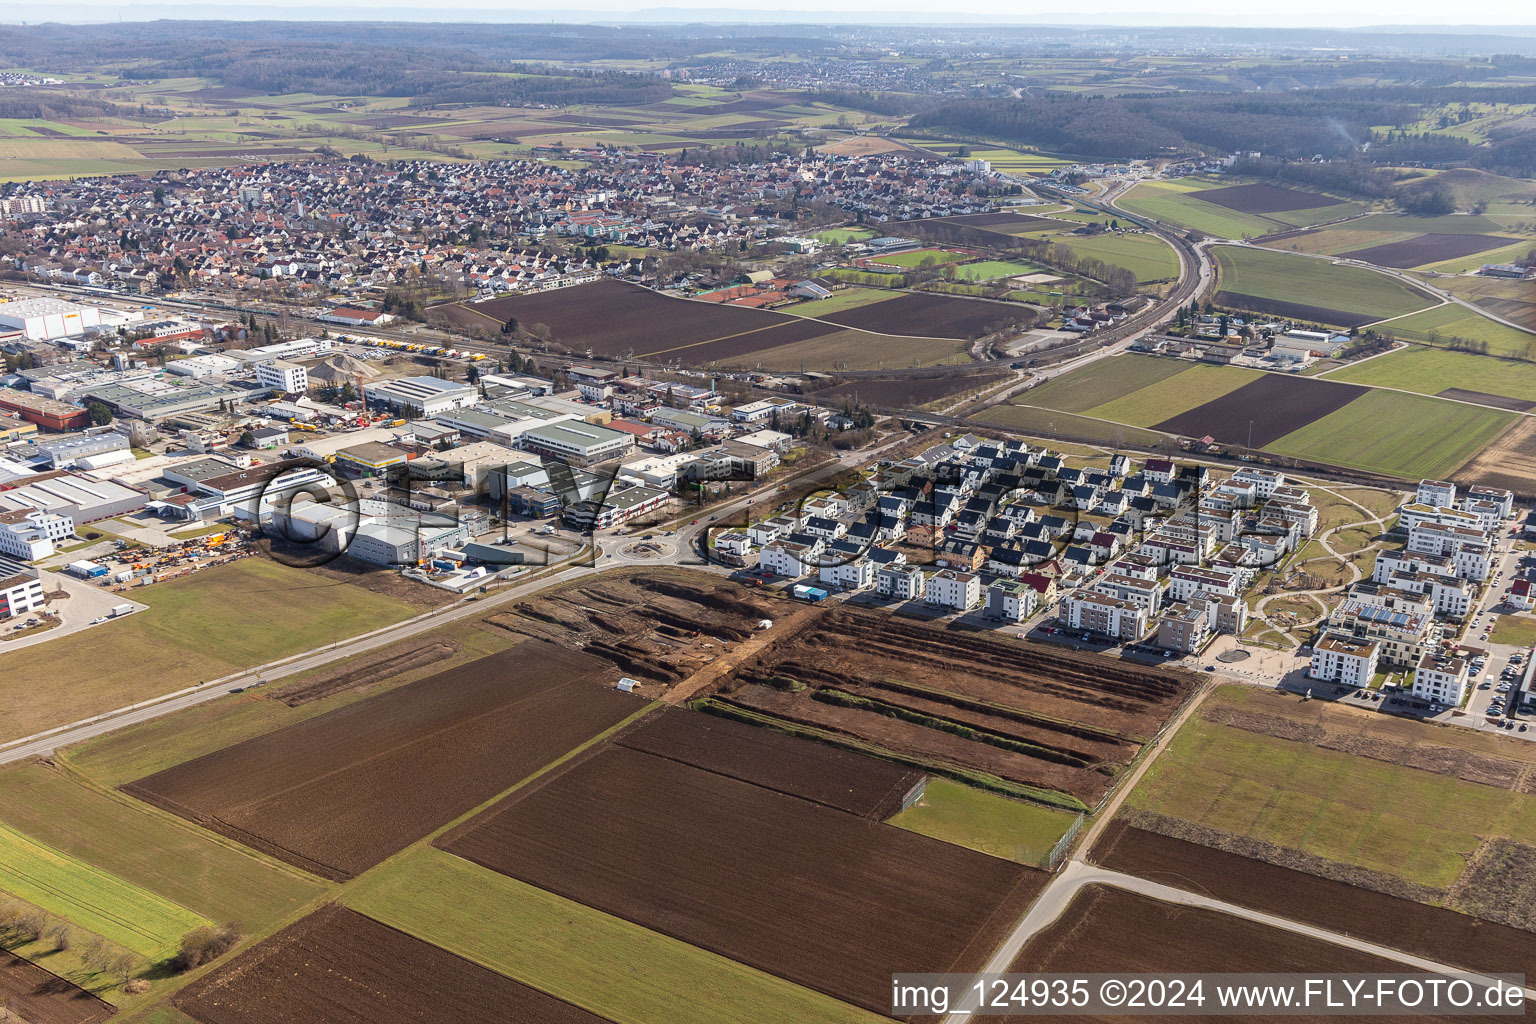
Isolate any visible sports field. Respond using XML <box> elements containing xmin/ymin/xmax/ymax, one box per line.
<box><xmin>1372</xmin><ymin>304</ymin><xmax>1536</xmax><ymax>359</ymax></box>
<box><xmin>0</xmin><ymin>763</ymin><xmax>324</xmax><ymax>932</ymax></box>
<box><xmin>344</xmin><ymin>845</ymin><xmax>885</xmax><ymax>1024</ymax></box>
<box><xmin>952</xmin><ymin>260</ymin><xmax>1042</xmax><ymax>282</ymax></box>
<box><xmin>1128</xmin><ymin>687</ymin><xmax>1536</xmax><ymax>890</ymax></box>
<box><xmin>888</xmin><ymin>778</ymin><xmax>1079</xmax><ymax>865</ymax></box>
<box><xmin>0</xmin><ymin>823</ymin><xmax>211</xmax><ymax>959</ymax></box>
<box><xmin>1324</xmin><ymin>346</ymin><xmax>1536</xmax><ymax>404</ymax></box>
<box><xmin>0</xmin><ymin>558</ymin><xmax>419</xmax><ymax>745</ymax></box>
<box><xmin>1056</xmin><ymin>232</ymin><xmax>1180</xmax><ymax>283</ymax></box>
<box><xmin>867</xmin><ymin>247</ymin><xmax>968</xmax><ymax>268</ymax></box>
<box><xmin>815</xmin><ymin>227</ymin><xmax>875</xmax><ymax>244</ymax></box>
<box><xmin>1213</xmin><ymin>247</ymin><xmax>1435</xmax><ymax>327</ymax></box>
<box><xmin>1265</xmin><ymin>389</ymin><xmax>1512</xmax><ymax>480</ymax></box>
<box><xmin>781</xmin><ymin>288</ymin><xmax>896</xmax><ymax>318</ymax></box>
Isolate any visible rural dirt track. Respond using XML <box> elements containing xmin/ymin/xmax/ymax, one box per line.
<box><xmin>440</xmin><ymin>743</ymin><xmax>1047</xmax><ymax>1014</ymax></box>
<box><xmin>123</xmin><ymin>643</ymin><xmax>643</xmax><ymax>880</ymax></box>
<box><xmin>174</xmin><ymin>904</ymin><xmax>615</xmax><ymax>1024</ymax></box>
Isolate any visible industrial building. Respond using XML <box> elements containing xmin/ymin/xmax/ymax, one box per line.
<box><xmin>0</xmin><ymin>471</ymin><xmax>146</xmax><ymax>528</ymax></box>
<box><xmin>162</xmin><ymin>458</ymin><xmax>333</xmax><ymax>522</ymax></box>
<box><xmin>0</xmin><ymin>508</ymin><xmax>73</xmax><ymax>559</ymax></box>
<box><xmin>0</xmin><ymin>298</ymin><xmax>102</xmax><ymax>341</ymax></box>
<box><xmin>517</xmin><ymin>420</ymin><xmax>633</xmax><ymax>467</ymax></box>
<box><xmin>0</xmin><ymin>570</ymin><xmax>46</xmax><ymax>619</ymax></box>
<box><xmin>229</xmin><ymin>338</ymin><xmax>334</xmax><ymax>365</ymax></box>
<box><xmin>362</xmin><ymin>376</ymin><xmax>479</xmax><ymax>418</ymax></box>
<box><xmin>0</xmin><ymin>388</ymin><xmax>90</xmax><ymax>431</ymax></box>
<box><xmin>254</xmin><ymin>360</ymin><xmax>308</xmax><ymax>394</ymax></box>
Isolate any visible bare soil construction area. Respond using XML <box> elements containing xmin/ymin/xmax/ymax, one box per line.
<box><xmin>439</xmin><ymin>743</ymin><xmax>1045</xmax><ymax>1015</ymax></box>
<box><xmin>1093</xmin><ymin>821</ymin><xmax>1536</xmax><ymax>978</ymax></box>
<box><xmin>1004</xmin><ymin>884</ymin><xmax>1493</xmax><ymax>1024</ymax></box>
<box><xmin>698</xmin><ymin>606</ymin><xmax>1197</xmax><ymax>809</ymax></box>
<box><xmin>616</xmin><ymin>707</ymin><xmax>925</xmax><ymax>818</ymax></box>
<box><xmin>0</xmin><ymin>950</ymin><xmax>113</xmax><ymax>1024</ymax></box>
<box><xmin>483</xmin><ymin>572</ymin><xmax>785</xmax><ymax>698</ymax></box>
<box><xmin>122</xmin><ymin>643</ymin><xmax>641</xmax><ymax>880</ymax></box>
<box><xmin>175</xmin><ymin>904</ymin><xmax>614</xmax><ymax>1024</ymax></box>
<box><xmin>1154</xmin><ymin>373</ymin><xmax>1366</xmax><ymax>446</ymax></box>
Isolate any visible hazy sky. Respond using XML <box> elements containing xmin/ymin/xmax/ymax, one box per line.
<box><xmin>3</xmin><ymin>0</ymin><xmax>1535</xmax><ymax>26</ymax></box>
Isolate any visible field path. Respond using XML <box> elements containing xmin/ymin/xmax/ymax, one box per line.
<box><xmin>661</xmin><ymin>603</ymin><xmax>822</xmax><ymax>705</ymax></box>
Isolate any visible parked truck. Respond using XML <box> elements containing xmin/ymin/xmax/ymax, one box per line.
<box><xmin>110</xmin><ymin>603</ymin><xmax>134</xmax><ymax>617</ymax></box>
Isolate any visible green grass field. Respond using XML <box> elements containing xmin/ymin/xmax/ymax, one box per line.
<box><xmin>1056</xmin><ymin>232</ymin><xmax>1180</xmax><ymax>283</ymax></box>
<box><xmin>1117</xmin><ymin>180</ymin><xmax>1277</xmax><ymax>238</ymax></box>
<box><xmin>0</xmin><ymin>763</ymin><xmax>325</xmax><ymax>932</ymax></box>
<box><xmin>1324</xmin><ymin>346</ymin><xmax>1536</xmax><ymax>403</ymax></box>
<box><xmin>0</xmin><ymin>823</ymin><xmax>210</xmax><ymax>959</ymax></box>
<box><xmin>974</xmin><ymin>403</ymin><xmax>1167</xmax><ymax>447</ymax></box>
<box><xmin>0</xmin><ymin>558</ymin><xmax>420</xmax><ymax>744</ymax></box>
<box><xmin>1214</xmin><ymin>246</ymin><xmax>1436</xmax><ymax>324</ymax></box>
<box><xmin>1083</xmin><ymin>363</ymin><xmax>1262</xmax><ymax>427</ymax></box>
<box><xmin>344</xmin><ymin>846</ymin><xmax>885</xmax><ymax>1024</ymax></box>
<box><xmin>1266</xmin><ymin>389</ymin><xmax>1512</xmax><ymax>480</ymax></box>
<box><xmin>1373</xmin><ymin>304</ymin><xmax>1536</xmax><ymax>359</ymax></box>
<box><xmin>1016</xmin><ymin>354</ymin><xmax>1191</xmax><ymax>413</ymax></box>
<box><xmin>888</xmin><ymin>778</ymin><xmax>1079</xmax><ymax>865</ymax></box>
<box><xmin>953</xmin><ymin>259</ymin><xmax>1042</xmax><ymax>282</ymax></box>
<box><xmin>1129</xmin><ymin>689</ymin><xmax>1536</xmax><ymax>890</ymax></box>
<box><xmin>815</xmin><ymin>227</ymin><xmax>876</xmax><ymax>244</ymax></box>
<box><xmin>1491</xmin><ymin>615</ymin><xmax>1536</xmax><ymax>647</ymax></box>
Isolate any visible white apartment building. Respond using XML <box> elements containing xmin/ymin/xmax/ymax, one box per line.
<box><xmin>0</xmin><ymin>509</ymin><xmax>73</xmax><ymax>560</ymax></box>
<box><xmin>1308</xmin><ymin>634</ymin><xmax>1380</xmax><ymax>687</ymax></box>
<box><xmin>1091</xmin><ymin>572</ymin><xmax>1165</xmax><ymax>615</ymax></box>
<box><xmin>1406</xmin><ymin>522</ymin><xmax>1491</xmax><ymax>582</ymax></box>
<box><xmin>986</xmin><ymin>579</ymin><xmax>1035</xmax><ymax>622</ymax></box>
<box><xmin>1398</xmin><ymin>503</ymin><xmax>1482</xmax><ymax>534</ymax></box>
<box><xmin>1416</xmin><ymin>479</ymin><xmax>1457</xmax><ymax>509</ymax></box>
<box><xmin>819</xmin><ymin>557</ymin><xmax>874</xmax><ymax>592</ymax></box>
<box><xmin>1231</xmin><ymin>466</ymin><xmax>1285</xmax><ymax>501</ymax></box>
<box><xmin>1412</xmin><ymin>653</ymin><xmax>1469</xmax><ymax>706</ymax></box>
<box><xmin>759</xmin><ymin>539</ymin><xmax>822</xmax><ymax>577</ymax></box>
<box><xmin>876</xmin><ymin>564</ymin><xmax>925</xmax><ymax>600</ymax></box>
<box><xmin>254</xmin><ymin>359</ymin><xmax>308</xmax><ymax>394</ymax></box>
<box><xmin>1061</xmin><ymin>591</ymin><xmax>1148</xmax><ymax>641</ymax></box>
<box><xmin>925</xmin><ymin>568</ymin><xmax>981</xmax><ymax>611</ymax></box>
<box><xmin>1463</xmin><ymin>485</ymin><xmax>1513</xmax><ymax>520</ymax></box>
<box><xmin>1166</xmin><ymin>565</ymin><xmax>1240</xmax><ymax>603</ymax></box>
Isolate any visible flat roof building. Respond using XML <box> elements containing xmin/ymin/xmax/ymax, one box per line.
<box><xmin>363</xmin><ymin>376</ymin><xmax>478</xmax><ymax>417</ymax></box>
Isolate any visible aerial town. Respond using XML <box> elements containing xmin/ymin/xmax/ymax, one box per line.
<box><xmin>2</xmin><ymin>12</ymin><xmax>1536</xmax><ymax>1024</ymax></box>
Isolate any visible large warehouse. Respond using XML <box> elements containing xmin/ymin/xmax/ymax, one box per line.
<box><xmin>0</xmin><ymin>298</ymin><xmax>102</xmax><ymax>341</ymax></box>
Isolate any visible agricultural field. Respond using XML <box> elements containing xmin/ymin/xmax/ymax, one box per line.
<box><xmin>1013</xmin><ymin>354</ymin><xmax>1190</xmax><ymax>413</ymax></box>
<box><xmin>122</xmin><ymin>643</ymin><xmax>645</xmax><ymax>880</ymax></box>
<box><xmin>696</xmin><ymin>606</ymin><xmax>1198</xmax><ymax>809</ymax></box>
<box><xmin>0</xmin><ymin>557</ymin><xmax>420</xmax><ymax>746</ymax></box>
<box><xmin>817</xmin><ymin>368</ymin><xmax>1009</xmax><ymax>409</ymax></box>
<box><xmin>1264</xmin><ymin>389</ymin><xmax>1513</xmax><ymax>480</ymax></box>
<box><xmin>1213</xmin><ymin>246</ymin><xmax>1436</xmax><ymax>327</ymax></box>
<box><xmin>1323</xmin><ymin>345</ymin><xmax>1536</xmax><ymax>406</ymax></box>
<box><xmin>972</xmin><ymin>403</ymin><xmax>1168</xmax><ymax>447</ymax></box>
<box><xmin>438</xmin><ymin>279</ymin><xmax>1008</xmax><ymax>367</ymax></box>
<box><xmin>1055</xmin><ymin>231</ymin><xmax>1180</xmax><ymax>283</ymax></box>
<box><xmin>1153</xmin><ymin>373</ymin><xmax>1367</xmax><ymax>448</ymax></box>
<box><xmin>1373</xmin><ymin>304</ymin><xmax>1536</xmax><ymax>360</ymax></box>
<box><xmin>1439</xmin><ymin>275</ymin><xmax>1536</xmax><ymax>332</ymax></box>
<box><xmin>1118</xmin><ymin>178</ymin><xmax>1358</xmax><ymax>239</ymax></box>
<box><xmin>889</xmin><ymin>778</ymin><xmax>1080</xmax><ymax>864</ymax></box>
<box><xmin>173</xmin><ymin>905</ymin><xmax>614</xmax><ymax>1024</ymax></box>
<box><xmin>438</xmin><ymin>742</ymin><xmax>1046</xmax><ymax>1014</ymax></box>
<box><xmin>344</xmin><ymin>845</ymin><xmax>886</xmax><ymax>1024</ymax></box>
<box><xmin>1460</xmin><ymin>416</ymin><xmax>1536</xmax><ymax>494</ymax></box>
<box><xmin>1077</xmin><ymin>362</ymin><xmax>1262</xmax><ymax>428</ymax></box>
<box><xmin>1119</xmin><ymin>685</ymin><xmax>1536</xmax><ymax>948</ymax></box>
<box><xmin>0</xmin><ymin>763</ymin><xmax>324</xmax><ymax>934</ymax></box>
<box><xmin>0</xmin><ymin>823</ymin><xmax>209</xmax><ymax>960</ymax></box>
<box><xmin>1345</xmin><ymin>233</ymin><xmax>1521</xmax><ymax>269</ymax></box>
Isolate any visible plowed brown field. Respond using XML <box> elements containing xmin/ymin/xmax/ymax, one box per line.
<box><xmin>616</xmin><ymin>706</ymin><xmax>924</xmax><ymax>818</ymax></box>
<box><xmin>1093</xmin><ymin>821</ymin><xmax>1536</xmax><ymax>977</ymax></box>
<box><xmin>175</xmin><ymin>904</ymin><xmax>614</xmax><ymax>1024</ymax></box>
<box><xmin>1004</xmin><ymin>885</ymin><xmax>1499</xmax><ymax>1024</ymax></box>
<box><xmin>817</xmin><ymin>292</ymin><xmax>1030</xmax><ymax>339</ymax></box>
<box><xmin>1154</xmin><ymin>373</ymin><xmax>1366</xmax><ymax>446</ymax></box>
<box><xmin>1197</xmin><ymin>183</ymin><xmax>1342</xmax><ymax>214</ymax></box>
<box><xmin>123</xmin><ymin>643</ymin><xmax>641</xmax><ymax>880</ymax></box>
<box><xmin>440</xmin><ymin>745</ymin><xmax>1045</xmax><ymax>1014</ymax></box>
